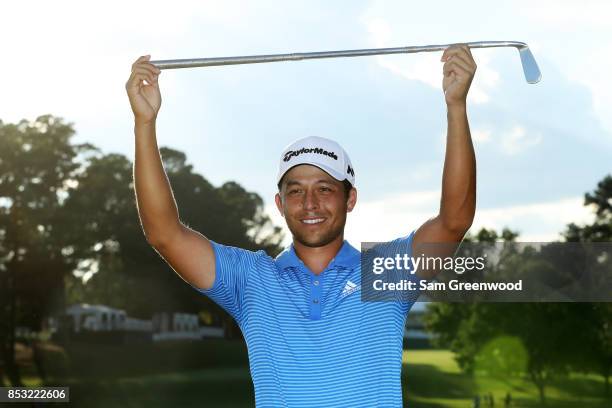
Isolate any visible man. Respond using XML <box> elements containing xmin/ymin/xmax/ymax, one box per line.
<box><xmin>126</xmin><ymin>44</ymin><xmax>476</xmax><ymax>407</ymax></box>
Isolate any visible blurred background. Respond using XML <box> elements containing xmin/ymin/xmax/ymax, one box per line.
<box><xmin>1</xmin><ymin>0</ymin><xmax>611</xmax><ymax>406</ymax></box>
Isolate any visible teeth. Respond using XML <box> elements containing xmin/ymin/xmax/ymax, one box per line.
<box><xmin>302</xmin><ymin>218</ymin><xmax>324</xmax><ymax>224</ymax></box>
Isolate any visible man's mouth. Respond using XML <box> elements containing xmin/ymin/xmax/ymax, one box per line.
<box><xmin>301</xmin><ymin>217</ymin><xmax>326</xmax><ymax>225</ymax></box>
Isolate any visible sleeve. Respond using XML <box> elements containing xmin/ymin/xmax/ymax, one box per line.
<box><xmin>190</xmin><ymin>240</ymin><xmax>263</xmax><ymax>324</ymax></box>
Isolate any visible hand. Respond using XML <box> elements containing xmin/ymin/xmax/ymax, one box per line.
<box><xmin>125</xmin><ymin>55</ymin><xmax>162</xmax><ymax>125</ymax></box>
<box><xmin>441</xmin><ymin>44</ymin><xmax>477</xmax><ymax>108</ymax></box>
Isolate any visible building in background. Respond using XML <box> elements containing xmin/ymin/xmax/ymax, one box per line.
<box><xmin>50</xmin><ymin>303</ymin><xmax>223</xmax><ymax>343</ymax></box>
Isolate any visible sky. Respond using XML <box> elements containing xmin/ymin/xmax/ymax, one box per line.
<box><xmin>2</xmin><ymin>0</ymin><xmax>611</xmax><ymax>248</ymax></box>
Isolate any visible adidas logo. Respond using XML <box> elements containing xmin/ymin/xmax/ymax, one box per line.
<box><xmin>341</xmin><ymin>280</ymin><xmax>360</xmax><ymax>297</ymax></box>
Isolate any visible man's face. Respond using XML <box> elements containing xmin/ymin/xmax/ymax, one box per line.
<box><xmin>275</xmin><ymin>164</ymin><xmax>357</xmax><ymax>248</ymax></box>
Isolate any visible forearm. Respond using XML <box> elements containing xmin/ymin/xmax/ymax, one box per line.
<box><xmin>439</xmin><ymin>104</ymin><xmax>476</xmax><ymax>231</ymax></box>
<box><xmin>133</xmin><ymin>120</ymin><xmax>181</xmax><ymax>245</ymax></box>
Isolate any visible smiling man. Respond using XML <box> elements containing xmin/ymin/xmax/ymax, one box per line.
<box><xmin>126</xmin><ymin>43</ymin><xmax>477</xmax><ymax>407</ymax></box>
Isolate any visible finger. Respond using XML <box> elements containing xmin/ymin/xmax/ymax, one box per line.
<box><xmin>126</xmin><ymin>71</ymin><xmax>142</xmax><ymax>88</ymax></box>
<box><xmin>126</xmin><ymin>73</ymin><xmax>144</xmax><ymax>91</ymax></box>
<box><xmin>446</xmin><ymin>54</ymin><xmax>477</xmax><ymax>76</ymax></box>
<box><xmin>146</xmin><ymin>62</ymin><xmax>161</xmax><ymax>74</ymax></box>
<box><xmin>441</xmin><ymin>46</ymin><xmax>473</xmax><ymax>65</ymax></box>
<box><xmin>444</xmin><ymin>55</ymin><xmax>474</xmax><ymax>75</ymax></box>
<box><xmin>131</xmin><ymin>55</ymin><xmax>151</xmax><ymax>69</ymax></box>
<box><xmin>443</xmin><ymin>60</ymin><xmax>471</xmax><ymax>76</ymax></box>
<box><xmin>131</xmin><ymin>62</ymin><xmax>160</xmax><ymax>78</ymax></box>
<box><xmin>441</xmin><ymin>44</ymin><xmax>464</xmax><ymax>61</ymax></box>
<box><xmin>132</xmin><ymin>67</ymin><xmax>157</xmax><ymax>84</ymax></box>
<box><xmin>133</xmin><ymin>63</ymin><xmax>160</xmax><ymax>77</ymax></box>
<box><xmin>151</xmin><ymin>77</ymin><xmax>161</xmax><ymax>89</ymax></box>
<box><xmin>126</xmin><ymin>72</ymin><xmax>152</xmax><ymax>91</ymax></box>
<box><xmin>443</xmin><ymin>47</ymin><xmax>473</xmax><ymax>65</ymax></box>
<box><xmin>461</xmin><ymin>44</ymin><xmax>474</xmax><ymax>58</ymax></box>
<box><xmin>441</xmin><ymin>47</ymin><xmax>468</xmax><ymax>63</ymax></box>
<box><xmin>443</xmin><ymin>61</ymin><xmax>471</xmax><ymax>79</ymax></box>
<box><xmin>451</xmin><ymin>52</ymin><xmax>475</xmax><ymax>71</ymax></box>
<box><xmin>454</xmin><ymin>46</ymin><xmax>476</xmax><ymax>68</ymax></box>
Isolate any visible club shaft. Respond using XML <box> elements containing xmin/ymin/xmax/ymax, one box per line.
<box><xmin>150</xmin><ymin>41</ymin><xmax>528</xmax><ymax>70</ymax></box>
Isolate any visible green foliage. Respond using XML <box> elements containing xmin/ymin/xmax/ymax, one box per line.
<box><xmin>562</xmin><ymin>174</ymin><xmax>612</xmax><ymax>398</ymax></box>
<box><xmin>463</xmin><ymin>227</ymin><xmax>519</xmax><ymax>243</ymax></box>
<box><xmin>0</xmin><ymin>115</ymin><xmax>98</xmax><ymax>385</ymax></box>
<box><xmin>473</xmin><ymin>335</ymin><xmax>528</xmax><ymax>378</ymax></box>
<box><xmin>425</xmin><ymin>228</ymin><xmax>583</xmax><ymax>403</ymax></box>
<box><xmin>564</xmin><ymin>175</ymin><xmax>612</xmax><ymax>242</ymax></box>
<box><xmin>0</xmin><ymin>115</ymin><xmax>284</xmax><ymax>385</ymax></box>
<box><xmin>425</xmin><ymin>172</ymin><xmax>612</xmax><ymax>402</ymax></box>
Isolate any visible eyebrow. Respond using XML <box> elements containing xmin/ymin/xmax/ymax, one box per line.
<box><xmin>284</xmin><ymin>179</ymin><xmax>335</xmax><ymax>187</ymax></box>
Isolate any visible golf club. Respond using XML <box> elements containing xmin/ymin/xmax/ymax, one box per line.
<box><xmin>150</xmin><ymin>40</ymin><xmax>541</xmax><ymax>84</ymax></box>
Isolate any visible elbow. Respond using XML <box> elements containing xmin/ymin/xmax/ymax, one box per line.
<box><xmin>143</xmin><ymin>226</ymin><xmax>167</xmax><ymax>248</ymax></box>
<box><xmin>439</xmin><ymin>202</ymin><xmax>475</xmax><ymax>236</ymax></box>
<box><xmin>441</xmin><ymin>215</ymin><xmax>473</xmax><ymax>236</ymax></box>
<box><xmin>145</xmin><ymin>234</ymin><xmax>161</xmax><ymax>248</ymax></box>
<box><xmin>145</xmin><ymin>233</ymin><xmax>164</xmax><ymax>248</ymax></box>
<box><xmin>144</xmin><ymin>222</ymin><xmax>183</xmax><ymax>249</ymax></box>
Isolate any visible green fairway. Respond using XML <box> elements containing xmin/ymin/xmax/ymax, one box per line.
<box><xmin>63</xmin><ymin>367</ymin><xmax>255</xmax><ymax>408</ymax></box>
<box><xmin>402</xmin><ymin>349</ymin><xmax>610</xmax><ymax>408</ymax></box>
<box><xmin>19</xmin><ymin>343</ymin><xmax>612</xmax><ymax>407</ymax></box>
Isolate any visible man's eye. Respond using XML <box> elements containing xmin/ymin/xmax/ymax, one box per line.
<box><xmin>320</xmin><ymin>187</ymin><xmax>332</xmax><ymax>192</ymax></box>
<box><xmin>288</xmin><ymin>189</ymin><xmax>301</xmax><ymax>195</ymax></box>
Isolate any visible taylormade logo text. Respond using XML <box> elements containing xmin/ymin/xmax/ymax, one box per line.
<box><xmin>284</xmin><ymin>147</ymin><xmax>338</xmax><ymax>162</ymax></box>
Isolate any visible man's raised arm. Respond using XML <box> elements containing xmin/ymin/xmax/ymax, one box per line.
<box><xmin>413</xmin><ymin>44</ymin><xmax>477</xmax><ymax>277</ymax></box>
<box><xmin>126</xmin><ymin>55</ymin><xmax>215</xmax><ymax>290</ymax></box>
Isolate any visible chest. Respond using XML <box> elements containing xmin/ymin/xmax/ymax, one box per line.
<box><xmin>240</xmin><ymin>265</ymin><xmax>407</xmax><ymax>351</ymax></box>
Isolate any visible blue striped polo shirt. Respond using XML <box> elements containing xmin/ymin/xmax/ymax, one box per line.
<box><xmin>193</xmin><ymin>231</ymin><xmax>420</xmax><ymax>408</ymax></box>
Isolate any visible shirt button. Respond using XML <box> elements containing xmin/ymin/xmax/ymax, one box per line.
<box><xmin>313</xmin><ymin>299</ymin><xmax>319</xmax><ymax>304</ymax></box>
<box><xmin>313</xmin><ymin>280</ymin><xmax>319</xmax><ymax>286</ymax></box>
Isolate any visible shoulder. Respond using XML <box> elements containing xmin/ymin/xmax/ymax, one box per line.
<box><xmin>210</xmin><ymin>241</ymin><xmax>274</xmax><ymax>271</ymax></box>
<box><xmin>364</xmin><ymin>230</ymin><xmax>416</xmax><ymax>257</ymax></box>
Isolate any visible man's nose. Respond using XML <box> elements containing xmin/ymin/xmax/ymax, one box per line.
<box><xmin>303</xmin><ymin>189</ymin><xmax>319</xmax><ymax>210</ymax></box>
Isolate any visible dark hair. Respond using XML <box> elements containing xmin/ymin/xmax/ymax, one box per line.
<box><xmin>277</xmin><ymin>177</ymin><xmax>353</xmax><ymax>199</ymax></box>
<box><xmin>340</xmin><ymin>179</ymin><xmax>354</xmax><ymax>199</ymax></box>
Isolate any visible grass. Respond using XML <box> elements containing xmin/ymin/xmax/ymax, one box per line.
<box><xmin>8</xmin><ymin>342</ymin><xmax>612</xmax><ymax>407</ymax></box>
<box><xmin>64</xmin><ymin>368</ymin><xmax>255</xmax><ymax>408</ymax></box>
<box><xmin>402</xmin><ymin>349</ymin><xmax>610</xmax><ymax>408</ymax></box>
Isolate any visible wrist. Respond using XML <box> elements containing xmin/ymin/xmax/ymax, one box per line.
<box><xmin>446</xmin><ymin>103</ymin><xmax>467</xmax><ymax>115</ymax></box>
<box><xmin>134</xmin><ymin>118</ymin><xmax>157</xmax><ymax>128</ymax></box>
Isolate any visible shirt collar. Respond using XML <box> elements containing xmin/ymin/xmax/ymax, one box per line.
<box><xmin>275</xmin><ymin>240</ymin><xmax>360</xmax><ymax>271</ymax></box>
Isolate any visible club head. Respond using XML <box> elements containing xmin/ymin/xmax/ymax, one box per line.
<box><xmin>518</xmin><ymin>46</ymin><xmax>542</xmax><ymax>84</ymax></box>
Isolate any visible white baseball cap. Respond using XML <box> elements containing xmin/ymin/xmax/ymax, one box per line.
<box><xmin>277</xmin><ymin>136</ymin><xmax>355</xmax><ymax>187</ymax></box>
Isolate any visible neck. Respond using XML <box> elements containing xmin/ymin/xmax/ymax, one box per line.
<box><xmin>293</xmin><ymin>234</ymin><xmax>344</xmax><ymax>275</ymax></box>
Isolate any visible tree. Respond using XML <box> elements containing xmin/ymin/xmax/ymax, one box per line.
<box><xmin>61</xmin><ymin>146</ymin><xmax>283</xmax><ymax>318</ymax></box>
<box><xmin>424</xmin><ymin>227</ymin><xmax>577</xmax><ymax>404</ymax></box>
<box><xmin>563</xmin><ymin>174</ymin><xmax>612</xmax><ymax>398</ymax></box>
<box><xmin>424</xmin><ymin>227</ymin><xmax>518</xmax><ymax>373</ymax></box>
<box><xmin>564</xmin><ymin>175</ymin><xmax>612</xmax><ymax>243</ymax></box>
<box><xmin>0</xmin><ymin>115</ymin><xmax>97</xmax><ymax>385</ymax></box>
<box><xmin>427</xmin><ymin>173</ymin><xmax>612</xmax><ymax>402</ymax></box>
<box><xmin>0</xmin><ymin>115</ymin><xmax>284</xmax><ymax>385</ymax></box>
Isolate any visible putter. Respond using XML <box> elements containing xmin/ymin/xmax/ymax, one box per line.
<box><xmin>150</xmin><ymin>41</ymin><xmax>541</xmax><ymax>84</ymax></box>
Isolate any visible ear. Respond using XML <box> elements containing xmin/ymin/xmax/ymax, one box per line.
<box><xmin>274</xmin><ymin>193</ymin><xmax>285</xmax><ymax>217</ymax></box>
<box><xmin>346</xmin><ymin>187</ymin><xmax>357</xmax><ymax>213</ymax></box>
